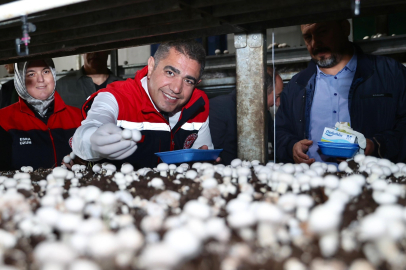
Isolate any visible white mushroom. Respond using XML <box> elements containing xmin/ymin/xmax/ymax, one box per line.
<box><xmin>157</xmin><ymin>163</ymin><xmax>169</xmax><ymax>177</ymax></box>
<box><xmin>138</xmin><ymin>243</ymin><xmax>181</xmax><ymax>269</ymax></box>
<box><xmin>201</xmin><ymin>178</ymin><xmax>218</xmax><ymax>189</ymax></box>
<box><xmin>69</xmin><ymin>260</ymin><xmax>101</xmax><ymax>270</ymax></box>
<box><xmin>237</xmin><ymin>167</ymin><xmax>251</xmax><ymax>184</ymax></box>
<box><xmin>278</xmin><ymin>193</ymin><xmax>297</xmax><ymax>212</ymax></box>
<box><xmin>148</xmin><ymin>178</ymin><xmax>165</xmax><ymax>190</ymax></box>
<box><xmin>34</xmin><ymin>242</ymin><xmax>77</xmax><ymax>265</ymax></box>
<box><xmin>169</xmin><ymin>164</ymin><xmax>177</xmax><ymax>175</ymax></box>
<box><xmin>309</xmin><ymin>205</ymin><xmax>341</xmax><ymax>234</ymax></box>
<box><xmin>230</xmin><ymin>159</ymin><xmax>242</xmax><ymax>168</ymax></box>
<box><xmin>120</xmin><ymin>163</ymin><xmax>134</xmax><ymax>174</ymax></box>
<box><xmin>182</xmin><ymin>170</ymin><xmax>195</xmax><ymax>180</ymax></box>
<box><xmin>164</xmin><ymin>228</ymin><xmax>201</xmax><ymax>258</ymax></box>
<box><xmin>92</xmin><ymin>164</ymin><xmax>101</xmax><ymax>174</ymax></box>
<box><xmin>338</xmin><ymin>161</ymin><xmax>348</xmax><ymax>172</ymax></box>
<box><xmin>296</xmin><ymin>194</ymin><xmax>314</xmax><ymax>221</ymax></box>
<box><xmin>121</xmin><ymin>129</ymin><xmax>132</xmax><ymax>140</ymax></box>
<box><xmin>227</xmin><ymin>210</ymin><xmax>256</xmax><ymax>229</ymax></box>
<box><xmin>63</xmin><ymin>155</ymin><xmax>71</xmax><ymax>164</ymax></box>
<box><xmin>184</xmin><ymin>200</ymin><xmax>211</xmax><ymax>220</ymax></box>
<box><xmin>88</xmin><ymin>232</ymin><xmax>119</xmax><ymax>258</ymax></box>
<box><xmin>319</xmin><ymin>231</ymin><xmax>339</xmax><ymax>257</ymax></box>
<box><xmin>358</xmin><ymin>214</ymin><xmax>386</xmax><ymax>240</ymax></box>
<box><xmin>131</xmin><ymin>129</ymin><xmax>142</xmax><ymax>142</ymax></box>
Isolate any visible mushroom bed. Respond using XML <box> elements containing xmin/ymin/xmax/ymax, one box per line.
<box><xmin>1</xmin><ymin>156</ymin><xmax>406</xmax><ymax>270</ymax></box>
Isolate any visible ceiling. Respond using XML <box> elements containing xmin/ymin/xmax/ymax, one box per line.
<box><xmin>0</xmin><ymin>0</ymin><xmax>405</xmax><ymax>64</ymax></box>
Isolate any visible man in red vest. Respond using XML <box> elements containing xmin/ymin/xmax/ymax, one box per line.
<box><xmin>72</xmin><ymin>40</ymin><xmax>215</xmax><ymax>168</ymax></box>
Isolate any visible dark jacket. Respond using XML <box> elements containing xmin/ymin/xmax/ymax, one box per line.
<box><xmin>56</xmin><ymin>67</ymin><xmax>122</xmax><ymax>109</ymax></box>
<box><xmin>210</xmin><ymin>90</ymin><xmax>274</xmax><ymax>165</ymax></box>
<box><xmin>276</xmin><ymin>45</ymin><xmax>406</xmax><ymax>163</ymax></box>
<box><xmin>82</xmin><ymin>66</ymin><xmax>210</xmax><ymax>169</ymax></box>
<box><xmin>0</xmin><ymin>79</ymin><xmax>18</xmax><ymax>109</ymax></box>
<box><xmin>0</xmin><ymin>92</ymin><xmax>83</xmax><ymax>170</ymax></box>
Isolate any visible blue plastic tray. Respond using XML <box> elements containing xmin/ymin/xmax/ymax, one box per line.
<box><xmin>318</xmin><ymin>142</ymin><xmax>359</xmax><ymax>158</ymax></box>
<box><xmin>155</xmin><ymin>149</ymin><xmax>223</xmax><ymax>164</ymax></box>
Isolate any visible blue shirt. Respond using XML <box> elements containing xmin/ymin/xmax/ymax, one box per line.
<box><xmin>308</xmin><ymin>53</ymin><xmax>357</xmax><ymax>162</ymax></box>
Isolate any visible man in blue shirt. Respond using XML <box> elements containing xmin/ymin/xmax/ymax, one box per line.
<box><xmin>276</xmin><ymin>20</ymin><xmax>406</xmax><ymax>164</ymax></box>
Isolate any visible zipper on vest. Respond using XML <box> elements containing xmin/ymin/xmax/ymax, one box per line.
<box><xmin>48</xmin><ymin>128</ymin><xmax>57</xmax><ymax>168</ymax></box>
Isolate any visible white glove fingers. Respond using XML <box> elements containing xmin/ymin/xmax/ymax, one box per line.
<box><xmin>93</xmin><ymin>134</ymin><xmax>122</xmax><ymax>146</ymax></box>
<box><xmin>100</xmin><ymin>140</ymin><xmax>135</xmax><ymax>157</ymax></box>
<box><xmin>110</xmin><ymin>144</ymin><xmax>138</xmax><ymax>160</ymax></box>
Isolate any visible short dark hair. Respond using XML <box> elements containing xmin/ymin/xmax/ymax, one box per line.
<box><xmin>265</xmin><ymin>67</ymin><xmax>280</xmax><ymax>95</ymax></box>
<box><xmin>153</xmin><ymin>40</ymin><xmax>206</xmax><ymax>80</ymax></box>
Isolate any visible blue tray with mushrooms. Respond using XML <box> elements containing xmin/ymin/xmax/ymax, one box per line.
<box><xmin>155</xmin><ymin>149</ymin><xmax>223</xmax><ymax>164</ymax></box>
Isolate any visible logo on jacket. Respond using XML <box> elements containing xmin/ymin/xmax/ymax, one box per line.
<box><xmin>20</xmin><ymin>137</ymin><xmax>32</xmax><ymax>145</ymax></box>
<box><xmin>183</xmin><ymin>133</ymin><xmax>198</xmax><ymax>149</ymax></box>
<box><xmin>69</xmin><ymin>137</ymin><xmax>73</xmax><ymax>148</ymax></box>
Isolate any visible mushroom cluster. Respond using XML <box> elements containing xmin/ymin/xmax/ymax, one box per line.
<box><xmin>0</xmin><ymin>155</ymin><xmax>405</xmax><ymax>270</ymax></box>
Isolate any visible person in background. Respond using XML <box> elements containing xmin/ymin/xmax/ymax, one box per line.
<box><xmin>276</xmin><ymin>20</ymin><xmax>406</xmax><ymax>164</ymax></box>
<box><xmin>0</xmin><ymin>63</ymin><xmax>18</xmax><ymax>108</ymax></box>
<box><xmin>0</xmin><ymin>59</ymin><xmax>82</xmax><ymax>170</ymax></box>
<box><xmin>209</xmin><ymin>68</ymin><xmax>284</xmax><ymax>165</ymax></box>
<box><xmin>56</xmin><ymin>51</ymin><xmax>122</xmax><ymax>108</ymax></box>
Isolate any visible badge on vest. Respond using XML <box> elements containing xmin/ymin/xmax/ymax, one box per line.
<box><xmin>69</xmin><ymin>137</ymin><xmax>73</xmax><ymax>148</ymax></box>
<box><xmin>184</xmin><ymin>133</ymin><xmax>198</xmax><ymax>149</ymax></box>
<box><xmin>20</xmin><ymin>137</ymin><xmax>32</xmax><ymax>145</ymax></box>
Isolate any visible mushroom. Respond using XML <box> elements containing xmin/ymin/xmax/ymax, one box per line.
<box><xmin>63</xmin><ymin>155</ymin><xmax>71</xmax><ymax>164</ymax></box>
<box><xmin>338</xmin><ymin>161</ymin><xmax>348</xmax><ymax>172</ymax></box>
<box><xmin>164</xmin><ymin>227</ymin><xmax>201</xmax><ymax>259</ymax></box>
<box><xmin>296</xmin><ymin>194</ymin><xmax>314</xmax><ymax>221</ymax></box>
<box><xmin>92</xmin><ymin>164</ymin><xmax>101</xmax><ymax>174</ymax></box>
<box><xmin>226</xmin><ymin>198</ymin><xmax>250</xmax><ymax>213</ymax></box>
<box><xmin>281</xmin><ymin>163</ymin><xmax>295</xmax><ymax>174</ymax></box>
<box><xmin>120</xmin><ymin>163</ymin><xmax>134</xmax><ymax>174</ymax></box>
<box><xmin>69</xmin><ymin>260</ymin><xmax>101</xmax><ymax>270</ymax></box>
<box><xmin>65</xmin><ymin>196</ymin><xmax>85</xmax><ymax>213</ymax></box>
<box><xmin>148</xmin><ymin>178</ymin><xmax>165</xmax><ymax>190</ymax></box>
<box><xmin>231</xmin><ymin>159</ymin><xmax>242</xmax><ymax>168</ymax></box>
<box><xmin>277</xmin><ymin>193</ymin><xmax>297</xmax><ymax>212</ymax></box>
<box><xmin>319</xmin><ymin>231</ymin><xmax>339</xmax><ymax>257</ymax></box>
<box><xmin>358</xmin><ymin>214</ymin><xmax>386</xmax><ymax>240</ymax></box>
<box><xmin>201</xmin><ymin>178</ymin><xmax>218</xmax><ymax>189</ymax></box>
<box><xmin>308</xmin><ymin>205</ymin><xmax>341</xmax><ymax>234</ymax></box>
<box><xmin>121</xmin><ymin>129</ymin><xmax>132</xmax><ymax>140</ymax></box>
<box><xmin>157</xmin><ymin>163</ymin><xmax>169</xmax><ymax>177</ymax></box>
<box><xmin>185</xmin><ymin>170</ymin><xmax>197</xmax><ymax>179</ymax></box>
<box><xmin>138</xmin><ymin>243</ymin><xmax>181</xmax><ymax>269</ymax></box>
<box><xmin>254</xmin><ymin>201</ymin><xmax>283</xmax><ymax>223</ymax></box>
<box><xmin>34</xmin><ymin>242</ymin><xmax>77</xmax><ymax>266</ymax></box>
<box><xmin>88</xmin><ymin>232</ymin><xmax>119</xmax><ymax>258</ymax></box>
<box><xmin>227</xmin><ymin>210</ymin><xmax>256</xmax><ymax>229</ymax></box>
<box><xmin>184</xmin><ymin>200</ymin><xmax>211</xmax><ymax>220</ymax></box>
<box><xmin>169</xmin><ymin>164</ymin><xmax>177</xmax><ymax>176</ymax></box>
<box><xmin>237</xmin><ymin>167</ymin><xmax>251</xmax><ymax>184</ymax></box>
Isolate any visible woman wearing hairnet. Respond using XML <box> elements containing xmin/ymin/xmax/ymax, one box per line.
<box><xmin>0</xmin><ymin>59</ymin><xmax>82</xmax><ymax>170</ymax></box>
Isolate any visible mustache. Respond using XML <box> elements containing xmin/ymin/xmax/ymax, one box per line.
<box><xmin>312</xmin><ymin>47</ymin><xmax>331</xmax><ymax>55</ymax></box>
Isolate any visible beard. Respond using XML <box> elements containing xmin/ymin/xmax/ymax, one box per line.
<box><xmin>316</xmin><ymin>54</ymin><xmax>340</xmax><ymax>68</ymax></box>
<box><xmin>312</xmin><ymin>48</ymin><xmax>342</xmax><ymax>68</ymax></box>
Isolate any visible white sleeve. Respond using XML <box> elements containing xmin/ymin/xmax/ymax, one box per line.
<box><xmin>191</xmin><ymin>117</ymin><xmax>214</xmax><ymax>149</ymax></box>
<box><xmin>72</xmin><ymin>92</ymin><xmax>119</xmax><ymax>161</ymax></box>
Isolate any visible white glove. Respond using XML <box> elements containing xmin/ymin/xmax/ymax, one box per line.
<box><xmin>90</xmin><ymin>123</ymin><xmax>137</xmax><ymax>160</ymax></box>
